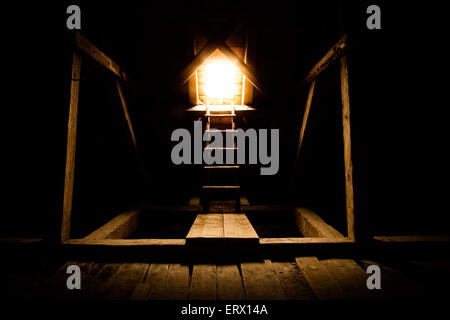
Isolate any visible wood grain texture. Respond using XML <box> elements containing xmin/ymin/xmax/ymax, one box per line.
<box><xmin>163</xmin><ymin>264</ymin><xmax>190</xmax><ymax>300</ymax></box>
<box><xmin>294</xmin><ymin>208</ymin><xmax>344</xmax><ymax>238</ymax></box>
<box><xmin>303</xmin><ymin>34</ymin><xmax>348</xmax><ymax>84</ymax></box>
<box><xmin>321</xmin><ymin>259</ymin><xmax>373</xmax><ymax>299</ymax></box>
<box><xmin>241</xmin><ymin>260</ymin><xmax>286</xmax><ymax>300</ymax></box>
<box><xmin>295</xmin><ymin>257</ymin><xmax>346</xmax><ymax>300</ymax></box>
<box><xmin>141</xmin><ymin>263</ymin><xmax>170</xmax><ymax>300</ymax></box>
<box><xmin>223</xmin><ymin>214</ymin><xmax>258</xmax><ymax>239</ymax></box>
<box><xmin>272</xmin><ymin>261</ymin><xmax>316</xmax><ymax>300</ymax></box>
<box><xmin>216</xmin><ymin>265</ymin><xmax>246</xmax><ymax>300</ymax></box>
<box><xmin>189</xmin><ymin>264</ymin><xmax>216</xmax><ymax>300</ymax></box>
<box><xmin>61</xmin><ymin>53</ymin><xmax>81</xmax><ymax>242</ymax></box>
<box><xmin>100</xmin><ymin>263</ymin><xmax>149</xmax><ymax>299</ymax></box>
<box><xmin>340</xmin><ymin>55</ymin><xmax>355</xmax><ymax>240</ymax></box>
<box><xmin>84</xmin><ymin>209</ymin><xmax>139</xmax><ymax>240</ymax></box>
<box><xmin>187</xmin><ymin>214</ymin><xmax>224</xmax><ymax>239</ymax></box>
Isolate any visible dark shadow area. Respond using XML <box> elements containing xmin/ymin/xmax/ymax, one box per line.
<box><xmin>246</xmin><ymin>211</ymin><xmax>303</xmax><ymax>238</ymax></box>
<box><xmin>128</xmin><ymin>212</ymin><xmax>197</xmax><ymax>239</ymax></box>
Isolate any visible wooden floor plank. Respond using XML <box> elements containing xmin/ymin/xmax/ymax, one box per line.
<box><xmin>189</xmin><ymin>264</ymin><xmax>216</xmax><ymax>300</ymax></box>
<box><xmin>358</xmin><ymin>260</ymin><xmax>425</xmax><ymax>299</ymax></box>
<box><xmin>83</xmin><ymin>263</ymin><xmax>122</xmax><ymax>299</ymax></box>
<box><xmin>272</xmin><ymin>261</ymin><xmax>316</xmax><ymax>300</ymax></box>
<box><xmin>187</xmin><ymin>214</ymin><xmax>224</xmax><ymax>239</ymax></box>
<box><xmin>162</xmin><ymin>264</ymin><xmax>190</xmax><ymax>300</ymax></box>
<box><xmin>216</xmin><ymin>265</ymin><xmax>246</xmax><ymax>300</ymax></box>
<box><xmin>241</xmin><ymin>260</ymin><xmax>286</xmax><ymax>300</ymax></box>
<box><xmin>100</xmin><ymin>263</ymin><xmax>149</xmax><ymax>299</ymax></box>
<box><xmin>223</xmin><ymin>214</ymin><xmax>259</xmax><ymax>240</ymax></box>
<box><xmin>295</xmin><ymin>257</ymin><xmax>346</xmax><ymax>300</ymax></box>
<box><xmin>130</xmin><ymin>263</ymin><xmax>170</xmax><ymax>300</ymax></box>
<box><xmin>46</xmin><ymin>261</ymin><xmax>90</xmax><ymax>299</ymax></box>
<box><xmin>321</xmin><ymin>259</ymin><xmax>375</xmax><ymax>299</ymax></box>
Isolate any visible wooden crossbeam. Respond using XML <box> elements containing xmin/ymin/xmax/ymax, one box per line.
<box><xmin>177</xmin><ymin>41</ymin><xmax>221</xmax><ymax>85</ymax></box>
<box><xmin>61</xmin><ymin>53</ymin><xmax>81</xmax><ymax>242</ymax></box>
<box><xmin>303</xmin><ymin>34</ymin><xmax>348</xmax><ymax>85</ymax></box>
<box><xmin>75</xmin><ymin>32</ymin><xmax>122</xmax><ymax>78</ymax></box>
<box><xmin>176</xmin><ymin>22</ymin><xmax>264</xmax><ymax>95</ymax></box>
<box><xmin>218</xmin><ymin>43</ymin><xmax>264</xmax><ymax>94</ymax></box>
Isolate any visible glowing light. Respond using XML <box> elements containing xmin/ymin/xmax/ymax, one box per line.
<box><xmin>204</xmin><ymin>60</ymin><xmax>237</xmax><ymax>99</ymax></box>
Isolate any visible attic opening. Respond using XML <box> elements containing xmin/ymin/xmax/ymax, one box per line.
<box><xmin>58</xmin><ymin>5</ymin><xmax>357</xmax><ymax>257</ymax></box>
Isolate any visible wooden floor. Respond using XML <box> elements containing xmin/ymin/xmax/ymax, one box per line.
<box><xmin>13</xmin><ymin>256</ymin><xmax>442</xmax><ymax>300</ymax></box>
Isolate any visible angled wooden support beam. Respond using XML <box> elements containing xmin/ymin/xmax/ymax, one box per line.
<box><xmin>295</xmin><ymin>80</ymin><xmax>316</xmax><ymax>163</ymax></box>
<box><xmin>115</xmin><ymin>79</ymin><xmax>137</xmax><ymax>149</ymax></box>
<box><xmin>218</xmin><ymin>43</ymin><xmax>265</xmax><ymax>94</ymax></box>
<box><xmin>340</xmin><ymin>55</ymin><xmax>355</xmax><ymax>240</ymax></box>
<box><xmin>75</xmin><ymin>32</ymin><xmax>122</xmax><ymax>79</ymax></box>
<box><xmin>177</xmin><ymin>40</ymin><xmax>221</xmax><ymax>85</ymax></box>
<box><xmin>61</xmin><ymin>53</ymin><xmax>82</xmax><ymax>242</ymax></box>
<box><xmin>115</xmin><ymin>79</ymin><xmax>148</xmax><ymax>176</ymax></box>
<box><xmin>303</xmin><ymin>34</ymin><xmax>348</xmax><ymax>85</ymax></box>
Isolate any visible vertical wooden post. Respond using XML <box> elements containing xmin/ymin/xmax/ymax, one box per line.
<box><xmin>295</xmin><ymin>80</ymin><xmax>316</xmax><ymax>162</ymax></box>
<box><xmin>61</xmin><ymin>53</ymin><xmax>82</xmax><ymax>242</ymax></box>
<box><xmin>340</xmin><ymin>55</ymin><xmax>355</xmax><ymax>240</ymax></box>
<box><xmin>115</xmin><ymin>79</ymin><xmax>138</xmax><ymax>150</ymax></box>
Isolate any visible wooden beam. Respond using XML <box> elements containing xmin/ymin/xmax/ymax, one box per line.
<box><xmin>218</xmin><ymin>43</ymin><xmax>265</xmax><ymax>94</ymax></box>
<box><xmin>0</xmin><ymin>238</ymin><xmax>42</xmax><ymax>244</ymax></box>
<box><xmin>61</xmin><ymin>53</ymin><xmax>81</xmax><ymax>242</ymax></box>
<box><xmin>295</xmin><ymin>80</ymin><xmax>316</xmax><ymax>162</ymax></box>
<box><xmin>186</xmin><ymin>214</ymin><xmax>224</xmax><ymax>239</ymax></box>
<box><xmin>75</xmin><ymin>32</ymin><xmax>121</xmax><ymax>78</ymax></box>
<box><xmin>223</xmin><ymin>213</ymin><xmax>259</xmax><ymax>242</ymax></box>
<box><xmin>216</xmin><ymin>265</ymin><xmax>246</xmax><ymax>300</ymax></box>
<box><xmin>83</xmin><ymin>209</ymin><xmax>140</xmax><ymax>240</ymax></box>
<box><xmin>374</xmin><ymin>235</ymin><xmax>450</xmax><ymax>243</ymax></box>
<box><xmin>189</xmin><ymin>264</ymin><xmax>217</xmax><ymax>300</ymax></box>
<box><xmin>115</xmin><ymin>79</ymin><xmax>138</xmax><ymax>150</ymax></box>
<box><xmin>163</xmin><ymin>264</ymin><xmax>190</xmax><ymax>300</ymax></box>
<box><xmin>295</xmin><ymin>257</ymin><xmax>346</xmax><ymax>299</ymax></box>
<box><xmin>340</xmin><ymin>55</ymin><xmax>355</xmax><ymax>240</ymax></box>
<box><xmin>63</xmin><ymin>239</ymin><xmax>186</xmax><ymax>246</ymax></box>
<box><xmin>241</xmin><ymin>260</ymin><xmax>286</xmax><ymax>299</ymax></box>
<box><xmin>294</xmin><ymin>208</ymin><xmax>344</xmax><ymax>238</ymax></box>
<box><xmin>259</xmin><ymin>237</ymin><xmax>353</xmax><ymax>244</ymax></box>
<box><xmin>176</xmin><ymin>41</ymin><xmax>221</xmax><ymax>85</ymax></box>
<box><xmin>303</xmin><ymin>34</ymin><xmax>348</xmax><ymax>85</ymax></box>
<box><xmin>321</xmin><ymin>259</ymin><xmax>373</xmax><ymax>300</ymax></box>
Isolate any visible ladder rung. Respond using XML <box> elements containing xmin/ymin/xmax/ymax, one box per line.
<box><xmin>205</xmin><ymin>129</ymin><xmax>237</xmax><ymax>133</ymax></box>
<box><xmin>206</xmin><ymin>114</ymin><xmax>236</xmax><ymax>117</ymax></box>
<box><xmin>204</xmin><ymin>165</ymin><xmax>239</xmax><ymax>169</ymax></box>
<box><xmin>203</xmin><ymin>186</ymin><xmax>240</xmax><ymax>189</ymax></box>
<box><xmin>204</xmin><ymin>147</ymin><xmax>237</xmax><ymax>150</ymax></box>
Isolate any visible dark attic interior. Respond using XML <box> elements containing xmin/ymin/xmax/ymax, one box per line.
<box><xmin>2</xmin><ymin>1</ymin><xmax>450</xmax><ymax>305</ymax></box>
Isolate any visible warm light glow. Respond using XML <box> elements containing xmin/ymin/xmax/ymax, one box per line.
<box><xmin>204</xmin><ymin>60</ymin><xmax>237</xmax><ymax>99</ymax></box>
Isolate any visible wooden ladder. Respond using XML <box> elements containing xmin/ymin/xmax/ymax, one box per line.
<box><xmin>201</xmin><ymin>104</ymin><xmax>241</xmax><ymax>212</ymax></box>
